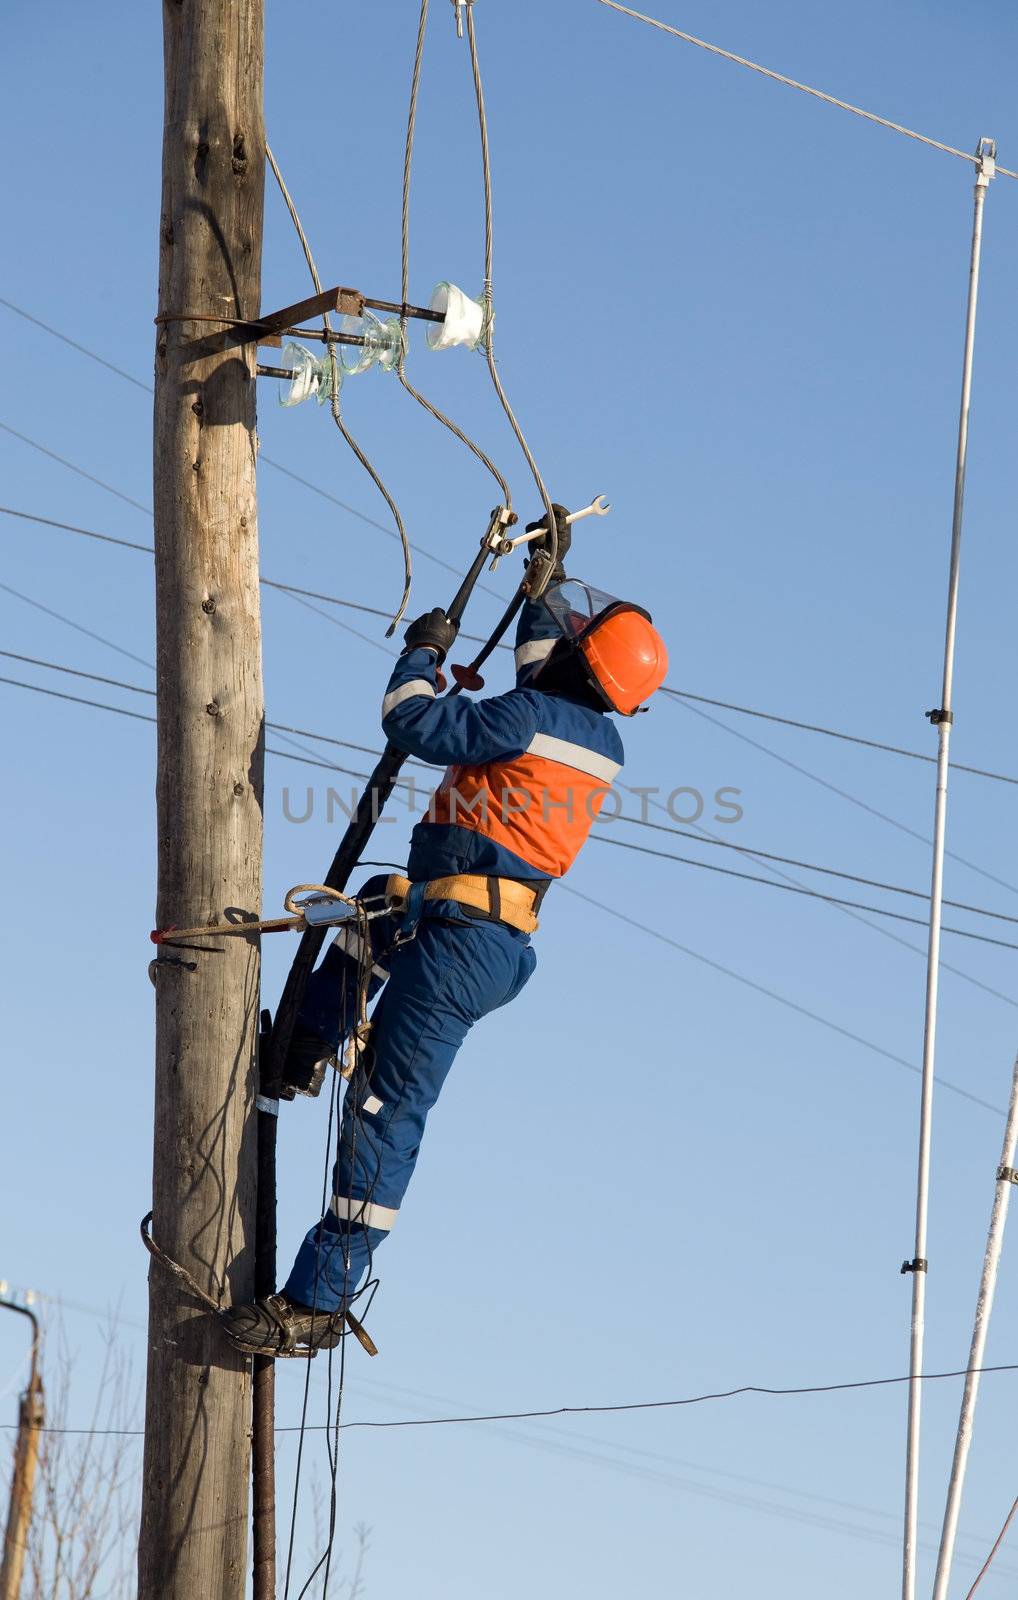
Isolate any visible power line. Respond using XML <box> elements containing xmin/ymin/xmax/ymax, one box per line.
<box><xmin>561</xmin><ymin>883</ymin><xmax>1001</xmax><ymax>1114</ymax></box>
<box><xmin>0</xmin><ymin>293</ymin><xmax>508</xmax><ymax>603</ymax></box>
<box><xmin>0</xmin><ymin>421</ymin><xmax>152</xmax><ymax>515</ymax></box>
<box><xmin>589</xmin><ymin>833</ymin><xmax>1018</xmax><ymax>952</ymax></box>
<box><xmin>0</xmin><ymin>505</ymin><xmax>508</xmax><ymax>651</ymax></box>
<box><xmin>665</xmin><ymin>693</ymin><xmax>1018</xmax><ymax>901</ymax></box>
<box><xmin>594</xmin><ymin>1</ymin><xmax>1018</xmax><ymax>179</ymax></box>
<box><xmin>5</xmin><ymin>518</ymin><xmax>1016</xmax><ymax>1011</ymax></box>
<box><xmin>0</xmin><ymin>662</ymin><xmax>1000</xmax><ymax>1112</ymax></box>
<box><xmin>9</xmin><ymin>1358</ymin><xmax>1018</xmax><ymax>1438</ymax></box>
<box><xmin>611</xmin><ymin>812</ymin><xmax>1018</xmax><ymax>929</ymax></box>
<box><xmin>0</xmin><ymin>582</ymin><xmax>153</xmax><ymax>671</ymax></box>
<box><xmin>7</xmin><ymin>646</ymin><xmax>1018</xmax><ymax>944</ymax></box>
<box><xmin>659</xmin><ymin>686</ymin><xmax>1018</xmax><ymax>789</ymax></box>
<box><xmin>5</xmin><ymin>501</ymin><xmax>1014</xmax><ymax>787</ymax></box>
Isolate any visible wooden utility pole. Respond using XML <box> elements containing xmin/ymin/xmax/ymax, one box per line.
<box><xmin>138</xmin><ymin>1</ymin><xmax>265</xmax><ymax>1597</ymax></box>
<box><xmin>0</xmin><ymin>1302</ymin><xmax>43</xmax><ymax>1600</ymax></box>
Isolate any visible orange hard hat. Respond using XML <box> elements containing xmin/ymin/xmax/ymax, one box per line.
<box><xmin>580</xmin><ymin>603</ymin><xmax>669</xmax><ymax>715</ymax></box>
<box><xmin>540</xmin><ymin>580</ymin><xmax>669</xmax><ymax>715</ymax></box>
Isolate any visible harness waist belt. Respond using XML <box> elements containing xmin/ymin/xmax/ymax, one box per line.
<box><xmin>386</xmin><ymin>873</ymin><xmax>541</xmax><ymax>934</ymax></box>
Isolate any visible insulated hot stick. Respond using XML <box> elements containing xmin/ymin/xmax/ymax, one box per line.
<box><xmin>262</xmin><ymin>494</ymin><xmax>610</xmax><ymax>1100</ymax></box>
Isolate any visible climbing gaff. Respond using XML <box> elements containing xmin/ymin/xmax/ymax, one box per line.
<box><xmin>425</xmin><ymin>282</ymin><xmax>492</xmax><ymax>352</ymax></box>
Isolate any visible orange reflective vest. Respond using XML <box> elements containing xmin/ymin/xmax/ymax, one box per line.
<box><xmin>427</xmin><ymin>731</ymin><xmax>622</xmax><ymax>879</ymax></box>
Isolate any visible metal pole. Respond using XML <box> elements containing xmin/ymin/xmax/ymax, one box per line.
<box><xmin>930</xmin><ymin>1049</ymin><xmax>1018</xmax><ymax>1600</ymax></box>
<box><xmin>901</xmin><ymin>136</ymin><xmax>996</xmax><ymax>1600</ymax></box>
<box><xmin>0</xmin><ymin>1300</ymin><xmax>43</xmax><ymax>1600</ymax></box>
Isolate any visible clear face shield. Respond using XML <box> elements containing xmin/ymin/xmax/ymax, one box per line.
<box><xmin>539</xmin><ymin>578</ymin><xmax>623</xmax><ymax>644</ymax></box>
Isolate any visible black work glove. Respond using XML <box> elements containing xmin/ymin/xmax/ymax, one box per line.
<box><xmin>525</xmin><ymin>503</ymin><xmax>571</xmax><ymax>578</ymax></box>
<box><xmin>404</xmin><ymin>607</ymin><xmax>459</xmax><ymax>663</ymax></box>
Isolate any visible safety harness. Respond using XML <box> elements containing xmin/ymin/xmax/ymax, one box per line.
<box><xmin>386</xmin><ymin>872</ymin><xmax>543</xmax><ymax>935</ymax></box>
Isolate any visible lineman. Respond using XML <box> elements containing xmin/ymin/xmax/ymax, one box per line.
<box><xmin>222</xmin><ymin>510</ymin><xmax>668</xmax><ymax>1354</ymax></box>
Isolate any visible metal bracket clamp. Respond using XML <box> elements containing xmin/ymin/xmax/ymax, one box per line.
<box><xmin>482</xmin><ymin>506</ymin><xmax>519</xmax><ymax>572</ymax></box>
<box><xmin>997</xmin><ymin>1165</ymin><xmax>1018</xmax><ymax>1185</ymax></box>
<box><xmin>975</xmin><ymin>137</ymin><xmax>997</xmax><ymax>187</ymax></box>
<box><xmin>901</xmin><ymin>1258</ymin><xmax>929</xmax><ymax>1275</ymax></box>
<box><xmin>926</xmin><ymin>708</ymin><xmax>954</xmax><ymax>726</ymax></box>
<box><xmin>451</xmin><ymin>0</ymin><xmax>474</xmax><ymax>37</ymax></box>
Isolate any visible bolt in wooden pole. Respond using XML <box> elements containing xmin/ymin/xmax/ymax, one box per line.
<box><xmin>138</xmin><ymin>1</ymin><xmax>266</xmax><ymax>1597</ymax></box>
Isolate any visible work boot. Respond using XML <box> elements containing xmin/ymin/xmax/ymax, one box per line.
<box><xmin>219</xmin><ymin>1292</ymin><xmax>345</xmax><ymax>1356</ymax></box>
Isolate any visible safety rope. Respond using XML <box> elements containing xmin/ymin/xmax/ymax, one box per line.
<box><xmin>463</xmin><ymin>3</ymin><xmax>560</xmax><ymax>582</ymax></box>
<box><xmin>265</xmin><ymin>143</ymin><xmax>413</xmax><ymax>634</ymax></box>
<box><xmin>396</xmin><ymin>0</ymin><xmax>513</xmax><ymax>506</ymax></box>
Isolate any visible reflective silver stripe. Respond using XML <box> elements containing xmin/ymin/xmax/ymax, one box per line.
<box><xmin>362</xmin><ymin>1094</ymin><xmax>384</xmax><ymax>1116</ymax></box>
<box><xmin>382</xmin><ymin>678</ymin><xmax>436</xmax><ymax>718</ymax></box>
<box><xmin>331</xmin><ymin>925</ymin><xmax>389</xmax><ymax>981</ymax></box>
<box><xmin>515</xmin><ymin>637</ymin><xmax>556</xmax><ymax>669</ymax></box>
<box><xmin>525</xmin><ymin>731</ymin><xmax>621</xmax><ymax>784</ymax></box>
<box><xmin>256</xmin><ymin>1095</ymin><xmax>279</xmax><ymax>1116</ymax></box>
<box><xmin>331</xmin><ymin>1194</ymin><xmax>398</xmax><ymax>1230</ymax></box>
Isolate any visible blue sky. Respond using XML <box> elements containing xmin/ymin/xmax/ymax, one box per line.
<box><xmin>4</xmin><ymin>0</ymin><xmax>1018</xmax><ymax>1594</ymax></box>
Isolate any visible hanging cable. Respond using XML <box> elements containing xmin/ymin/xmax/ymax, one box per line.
<box><xmin>266</xmin><ymin>143</ymin><xmax>412</xmax><ymax>633</ymax></box>
<box><xmin>463</xmin><ymin>2</ymin><xmax>560</xmax><ymax>584</ymax></box>
<box><xmin>395</xmin><ymin>0</ymin><xmax>513</xmax><ymax>507</ymax></box>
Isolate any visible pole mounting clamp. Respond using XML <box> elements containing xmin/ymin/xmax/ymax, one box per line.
<box><xmin>926</xmin><ymin>708</ymin><xmax>954</xmax><ymax>726</ymax></box>
<box><xmin>901</xmin><ymin>1257</ymin><xmax>928</xmax><ymax>1275</ymax></box>
<box><xmin>975</xmin><ymin>137</ymin><xmax>997</xmax><ymax>187</ymax></box>
<box><xmin>997</xmin><ymin>1165</ymin><xmax>1018</xmax><ymax>1185</ymax></box>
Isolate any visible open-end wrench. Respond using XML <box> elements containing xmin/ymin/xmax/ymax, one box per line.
<box><xmin>507</xmin><ymin>493</ymin><xmax>611</xmax><ymax>550</ymax></box>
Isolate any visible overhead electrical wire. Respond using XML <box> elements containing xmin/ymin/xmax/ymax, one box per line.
<box><xmin>594</xmin><ymin>1</ymin><xmax>1018</xmax><ymax>180</ymax></box>
<box><xmin>394</xmin><ymin>0</ymin><xmax>512</xmax><ymax>505</ymax></box>
<box><xmin>11</xmin><ymin>1356</ymin><xmax>1018</xmax><ymax>1438</ymax></box>
<box><xmin>463</xmin><ymin>1</ymin><xmax>559</xmax><ymax>574</ymax></box>
<box><xmin>658</xmin><ymin>685</ymin><xmax>1018</xmax><ymax>788</ymax></box>
<box><xmin>665</xmin><ymin>692</ymin><xmax>1018</xmax><ymax>900</ymax></box>
<box><xmin>588</xmin><ymin>833</ymin><xmax>1018</xmax><ymax>953</ymax></box>
<box><xmin>0</xmin><ymin>665</ymin><xmax>1000</xmax><ymax>1111</ymax></box>
<box><xmin>7</xmin><ymin>480</ymin><xmax>1018</xmax><ymax>1016</ymax></box>
<box><xmin>0</xmin><ymin>505</ymin><xmax>505</xmax><ymax>650</ymax></box>
<box><xmin>6</xmin><ymin>648</ymin><xmax>1018</xmax><ymax>946</ymax></box>
<box><xmin>6</xmin><ymin>498</ymin><xmax>1018</xmax><ymax>789</ymax></box>
<box><xmin>265</xmin><ymin>142</ymin><xmax>412</xmax><ymax>632</ymax></box>
<box><xmin>0</xmin><ymin>420</ymin><xmax>152</xmax><ymax>515</ymax></box>
<box><xmin>0</xmin><ymin>1284</ymin><xmax>1008</xmax><ymax>1575</ymax></box>
<box><xmin>0</xmin><ymin>290</ymin><xmax>505</xmax><ymax>595</ymax></box>
<box><xmin>4</xmin><ymin>532</ymin><xmax>1018</xmax><ymax>1016</ymax></box>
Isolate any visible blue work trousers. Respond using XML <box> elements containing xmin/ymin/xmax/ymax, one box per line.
<box><xmin>285</xmin><ymin>904</ymin><xmax>537</xmax><ymax>1312</ymax></box>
